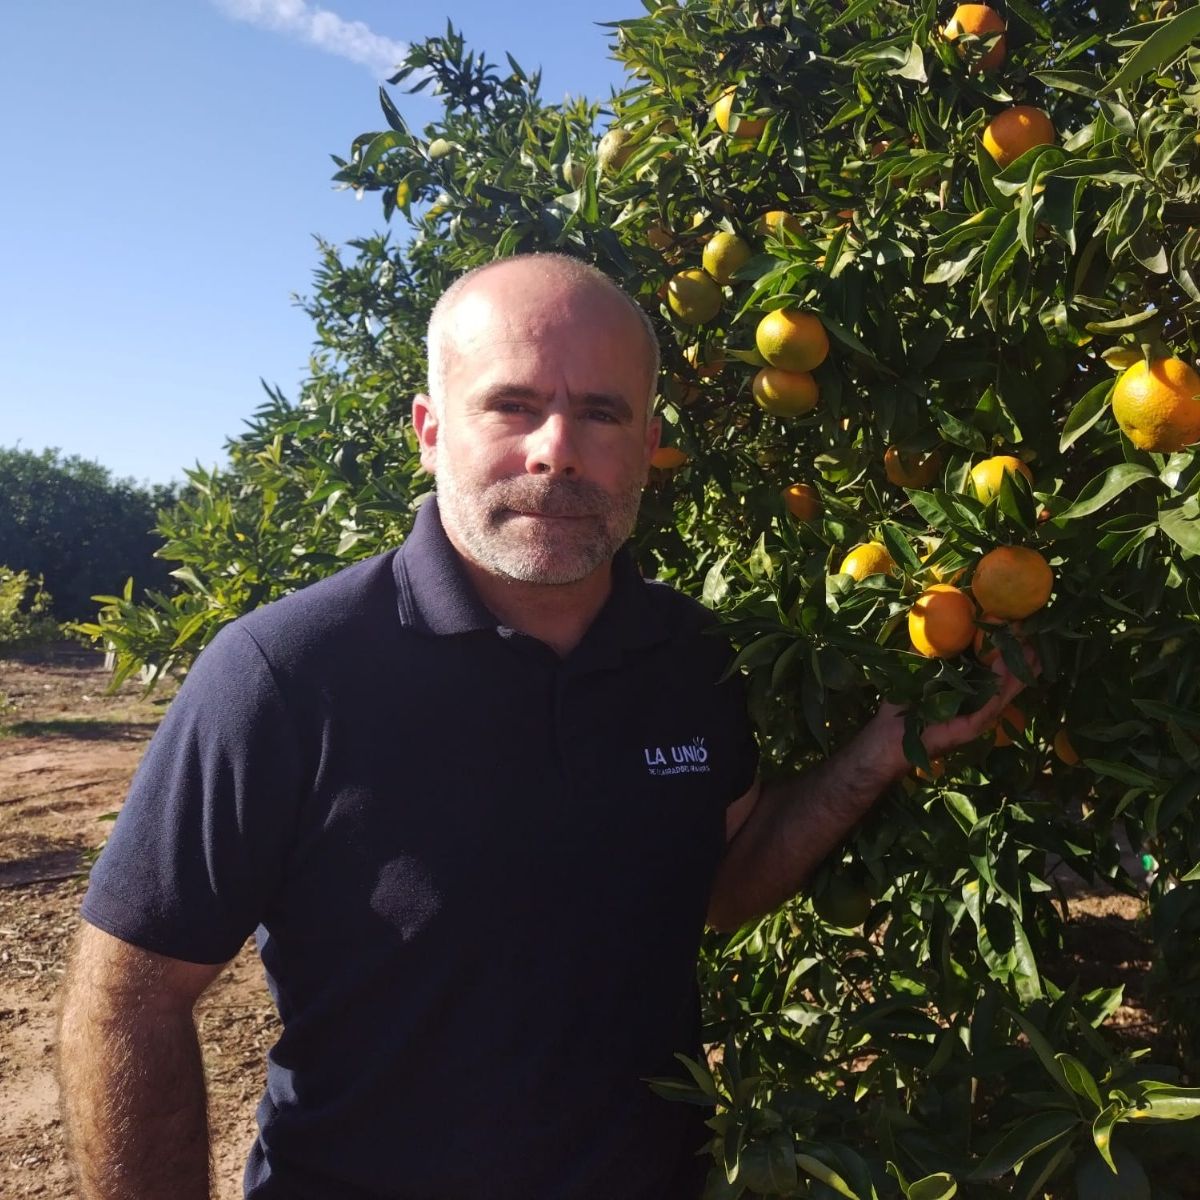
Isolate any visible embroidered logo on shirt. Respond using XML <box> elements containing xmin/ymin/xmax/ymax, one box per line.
<box><xmin>644</xmin><ymin>736</ymin><xmax>711</xmax><ymax>776</ymax></box>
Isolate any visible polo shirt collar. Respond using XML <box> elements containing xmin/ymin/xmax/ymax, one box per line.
<box><xmin>393</xmin><ymin>495</ymin><xmax>672</xmax><ymax>653</ymax></box>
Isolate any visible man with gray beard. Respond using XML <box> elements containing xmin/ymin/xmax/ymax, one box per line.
<box><xmin>58</xmin><ymin>254</ymin><xmax>1028</xmax><ymax>1199</ymax></box>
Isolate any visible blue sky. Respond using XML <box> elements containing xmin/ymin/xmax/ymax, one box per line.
<box><xmin>2</xmin><ymin>2</ymin><xmax>628</xmax><ymax>489</ymax></box>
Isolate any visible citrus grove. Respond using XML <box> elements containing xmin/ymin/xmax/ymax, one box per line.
<box><xmin>82</xmin><ymin>3</ymin><xmax>1200</xmax><ymax>1196</ymax></box>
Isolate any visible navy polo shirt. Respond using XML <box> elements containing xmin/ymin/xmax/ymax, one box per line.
<box><xmin>83</xmin><ymin>497</ymin><xmax>759</xmax><ymax>1199</ymax></box>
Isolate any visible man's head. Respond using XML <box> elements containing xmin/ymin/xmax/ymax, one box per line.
<box><xmin>412</xmin><ymin>254</ymin><xmax>663</xmax><ymax>587</ymax></box>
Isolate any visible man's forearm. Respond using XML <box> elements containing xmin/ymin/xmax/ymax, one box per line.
<box><xmin>707</xmin><ymin>720</ymin><xmax>904</xmax><ymax>931</ymax></box>
<box><xmin>58</xmin><ymin>983</ymin><xmax>211</xmax><ymax>1199</ymax></box>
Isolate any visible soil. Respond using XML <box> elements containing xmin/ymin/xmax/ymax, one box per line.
<box><xmin>0</xmin><ymin>642</ymin><xmax>276</xmax><ymax>1199</ymax></box>
<box><xmin>0</xmin><ymin>642</ymin><xmax>1165</xmax><ymax>1198</ymax></box>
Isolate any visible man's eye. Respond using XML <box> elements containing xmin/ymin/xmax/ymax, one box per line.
<box><xmin>584</xmin><ymin>409</ymin><xmax>618</xmax><ymax>423</ymax></box>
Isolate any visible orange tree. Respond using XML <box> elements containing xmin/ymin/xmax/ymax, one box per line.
<box><xmin>86</xmin><ymin>3</ymin><xmax>1200</xmax><ymax>1194</ymax></box>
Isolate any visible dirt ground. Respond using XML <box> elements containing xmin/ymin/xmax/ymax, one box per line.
<box><xmin>0</xmin><ymin>641</ymin><xmax>1161</xmax><ymax>1198</ymax></box>
<box><xmin>0</xmin><ymin>642</ymin><xmax>276</xmax><ymax>1199</ymax></box>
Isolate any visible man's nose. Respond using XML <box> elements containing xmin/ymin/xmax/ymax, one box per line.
<box><xmin>525</xmin><ymin>410</ymin><xmax>580</xmax><ymax>476</ymax></box>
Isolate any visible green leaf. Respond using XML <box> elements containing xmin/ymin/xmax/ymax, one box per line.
<box><xmin>378</xmin><ymin>87</ymin><xmax>409</xmax><ymax>134</ymax></box>
<box><xmin>1171</xmin><ymin>226</ymin><xmax>1200</xmax><ymax>303</ymax></box>
<box><xmin>1059</xmin><ymin>463</ymin><xmax>1154</xmax><ymax>519</ymax></box>
<box><xmin>1055</xmin><ymin>1053</ymin><xmax>1104</xmax><ymax>1113</ymax></box>
<box><xmin>969</xmin><ymin>1110</ymin><xmax>1080</xmax><ymax>1180</ymax></box>
<box><xmin>1092</xmin><ymin>1103</ymin><xmax>1121</xmax><ymax>1172</ymax></box>
<box><xmin>1103</xmin><ymin>6</ymin><xmax>1200</xmax><ymax>94</ymax></box>
<box><xmin>1059</xmin><ymin>379</ymin><xmax>1114</xmax><ymax>452</ymax></box>
<box><xmin>702</xmin><ymin>553</ymin><xmax>732</xmax><ymax>607</ymax></box>
<box><xmin>1159</xmin><ymin>499</ymin><xmax>1200</xmax><ymax>555</ymax></box>
<box><xmin>907</xmin><ymin>1174</ymin><xmax>957</xmax><ymax>1200</ymax></box>
<box><xmin>1009</xmin><ymin>1010</ymin><xmax>1071</xmax><ymax>1093</ymax></box>
<box><xmin>795</xmin><ymin>1153</ymin><xmax>863</xmax><ymax>1199</ymax></box>
<box><xmin>1083</xmin><ymin>758</ymin><xmax>1160</xmax><ymax>788</ymax></box>
<box><xmin>1031</xmin><ymin>69</ymin><xmax>1101</xmax><ymax>98</ymax></box>
<box><xmin>1129</xmin><ymin>1084</ymin><xmax>1200</xmax><ymax>1121</ymax></box>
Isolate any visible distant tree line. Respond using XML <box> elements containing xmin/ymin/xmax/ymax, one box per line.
<box><xmin>0</xmin><ymin>446</ymin><xmax>184</xmax><ymax>622</ymax></box>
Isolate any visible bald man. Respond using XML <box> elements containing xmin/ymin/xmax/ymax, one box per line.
<box><xmin>59</xmin><ymin>255</ymin><xmax>1025</xmax><ymax>1199</ymax></box>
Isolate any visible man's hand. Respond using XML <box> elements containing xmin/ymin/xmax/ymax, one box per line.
<box><xmin>707</xmin><ymin>650</ymin><xmax>1039</xmax><ymax>931</ymax></box>
<box><xmin>862</xmin><ymin>648</ymin><xmax>1040</xmax><ymax>781</ymax></box>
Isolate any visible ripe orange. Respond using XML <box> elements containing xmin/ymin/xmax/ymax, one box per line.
<box><xmin>712</xmin><ymin>87</ymin><xmax>767</xmax><ymax>140</ymax></box>
<box><xmin>839</xmin><ymin>542</ymin><xmax>895</xmax><ymax>581</ymax></box>
<box><xmin>752</xmin><ymin>367</ymin><xmax>819</xmax><ymax>416</ymax></box>
<box><xmin>702</xmin><ymin>231</ymin><xmax>752</xmax><ymax>283</ymax></box>
<box><xmin>597</xmin><ymin>128</ymin><xmax>633</xmax><ymax>174</ymax></box>
<box><xmin>650</xmin><ymin>446</ymin><xmax>689</xmax><ymax>470</ymax></box>
<box><xmin>1111</xmin><ymin>357</ymin><xmax>1200</xmax><ymax>452</ymax></box>
<box><xmin>973</xmin><ymin>614</ymin><xmax>1022</xmax><ymax>665</ymax></box>
<box><xmin>1053</xmin><ymin>728</ymin><xmax>1080</xmax><ymax>766</ymax></box>
<box><xmin>970</xmin><ymin>455</ymin><xmax>1033</xmax><ymax>503</ymax></box>
<box><xmin>943</xmin><ymin>4</ymin><xmax>1007</xmax><ymax>73</ymax></box>
<box><xmin>982</xmin><ymin>106</ymin><xmax>1056</xmax><ymax>168</ymax></box>
<box><xmin>782</xmin><ymin>483</ymin><xmax>822</xmax><ymax>522</ymax></box>
<box><xmin>909</xmin><ymin>584</ymin><xmax>977</xmax><ymax>658</ymax></box>
<box><xmin>972</xmin><ymin>546</ymin><xmax>1053</xmax><ymax>619</ymax></box>
<box><xmin>756</xmin><ymin>309</ymin><xmax>830</xmax><ymax>372</ymax></box>
<box><xmin>884</xmin><ymin>445</ymin><xmax>943</xmax><ymax>489</ymax></box>
<box><xmin>754</xmin><ymin>210</ymin><xmax>804</xmax><ymax>240</ymax></box>
<box><xmin>667</xmin><ymin>269</ymin><xmax>722</xmax><ymax>325</ymax></box>
<box><xmin>991</xmin><ymin>704</ymin><xmax>1026</xmax><ymax>748</ymax></box>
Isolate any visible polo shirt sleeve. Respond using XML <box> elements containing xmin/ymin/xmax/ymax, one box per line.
<box><xmin>81</xmin><ymin>622</ymin><xmax>305</xmax><ymax>965</ymax></box>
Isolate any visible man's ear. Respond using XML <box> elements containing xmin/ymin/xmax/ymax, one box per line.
<box><xmin>412</xmin><ymin>394</ymin><xmax>439</xmax><ymax>475</ymax></box>
<box><xmin>644</xmin><ymin>413</ymin><xmax>663</xmax><ymax>465</ymax></box>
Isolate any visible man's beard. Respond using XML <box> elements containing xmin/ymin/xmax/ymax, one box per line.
<box><xmin>435</xmin><ymin>457</ymin><xmax>645</xmax><ymax>586</ymax></box>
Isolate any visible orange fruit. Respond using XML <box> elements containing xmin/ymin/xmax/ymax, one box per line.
<box><xmin>914</xmin><ymin>758</ymin><xmax>946</xmax><ymax>782</ymax></box>
<box><xmin>972</xmin><ymin>546</ymin><xmax>1053</xmax><ymax>620</ymax></box>
<box><xmin>702</xmin><ymin>231</ymin><xmax>752</xmax><ymax>283</ymax></box>
<box><xmin>991</xmin><ymin>704</ymin><xmax>1027</xmax><ymax>748</ymax></box>
<box><xmin>970</xmin><ymin>455</ymin><xmax>1033</xmax><ymax>503</ymax></box>
<box><xmin>650</xmin><ymin>446</ymin><xmax>688</xmax><ymax>470</ymax></box>
<box><xmin>754</xmin><ymin>210</ymin><xmax>804</xmax><ymax>240</ymax></box>
<box><xmin>943</xmin><ymin>4</ymin><xmax>1007</xmax><ymax>73</ymax></box>
<box><xmin>982</xmin><ymin>106</ymin><xmax>1056</xmax><ymax>168</ymax></box>
<box><xmin>1053</xmin><ymin>728</ymin><xmax>1080</xmax><ymax>766</ymax></box>
<box><xmin>752</xmin><ymin>367</ymin><xmax>819</xmax><ymax>416</ymax></box>
<box><xmin>839</xmin><ymin>542</ymin><xmax>895</xmax><ymax>581</ymax></box>
<box><xmin>667</xmin><ymin>269</ymin><xmax>722</xmax><ymax>325</ymax></box>
<box><xmin>908</xmin><ymin>584</ymin><xmax>977</xmax><ymax>658</ymax></box>
<box><xmin>885</xmin><ymin>445</ymin><xmax>943</xmax><ymax>489</ymax></box>
<box><xmin>755</xmin><ymin>309</ymin><xmax>830</xmax><ymax>372</ymax></box>
<box><xmin>597</xmin><ymin>128</ymin><xmax>633</xmax><ymax>174</ymax></box>
<box><xmin>1111</xmin><ymin>357</ymin><xmax>1200</xmax><ymax>452</ymax></box>
<box><xmin>712</xmin><ymin>87</ymin><xmax>767</xmax><ymax>140</ymax></box>
<box><xmin>973</xmin><ymin>614</ymin><xmax>1022</xmax><ymax>665</ymax></box>
<box><xmin>782</xmin><ymin>483</ymin><xmax>822</xmax><ymax>522</ymax></box>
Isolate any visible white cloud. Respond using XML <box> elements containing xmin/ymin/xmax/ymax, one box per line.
<box><xmin>214</xmin><ymin>0</ymin><xmax>407</xmax><ymax>79</ymax></box>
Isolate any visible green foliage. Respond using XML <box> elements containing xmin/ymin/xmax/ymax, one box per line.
<box><xmin>94</xmin><ymin>0</ymin><xmax>1200</xmax><ymax>1192</ymax></box>
<box><xmin>0</xmin><ymin>446</ymin><xmax>181</xmax><ymax>621</ymax></box>
<box><xmin>0</xmin><ymin>565</ymin><xmax>58</xmax><ymax>651</ymax></box>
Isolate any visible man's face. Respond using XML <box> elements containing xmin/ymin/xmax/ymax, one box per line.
<box><xmin>415</xmin><ymin>267</ymin><xmax>660</xmax><ymax>586</ymax></box>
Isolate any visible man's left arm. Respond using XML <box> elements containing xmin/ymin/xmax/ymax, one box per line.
<box><xmin>707</xmin><ymin>662</ymin><xmax>1030</xmax><ymax>932</ymax></box>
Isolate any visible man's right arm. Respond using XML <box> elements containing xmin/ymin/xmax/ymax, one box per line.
<box><xmin>57</xmin><ymin>922</ymin><xmax>228</xmax><ymax>1200</ymax></box>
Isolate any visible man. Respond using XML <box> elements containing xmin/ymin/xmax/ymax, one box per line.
<box><xmin>58</xmin><ymin>254</ymin><xmax>1026</xmax><ymax>1199</ymax></box>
